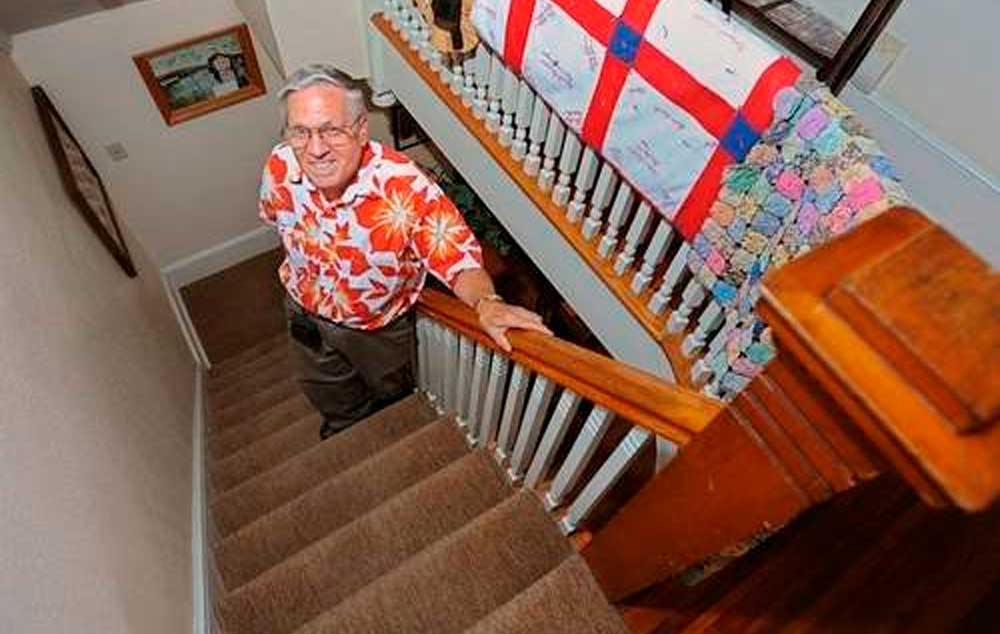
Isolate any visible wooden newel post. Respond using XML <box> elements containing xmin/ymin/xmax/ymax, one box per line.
<box><xmin>583</xmin><ymin>208</ymin><xmax>999</xmax><ymax>601</ymax></box>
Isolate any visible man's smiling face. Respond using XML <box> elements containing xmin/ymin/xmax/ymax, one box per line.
<box><xmin>285</xmin><ymin>84</ymin><xmax>369</xmax><ymax>200</ymax></box>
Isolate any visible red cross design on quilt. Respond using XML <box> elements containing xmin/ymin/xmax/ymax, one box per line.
<box><xmin>473</xmin><ymin>0</ymin><xmax>800</xmax><ymax>238</ymax></box>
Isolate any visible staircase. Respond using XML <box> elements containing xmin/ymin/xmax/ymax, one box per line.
<box><xmin>204</xmin><ymin>334</ymin><xmax>631</xmax><ymax>634</ymax></box>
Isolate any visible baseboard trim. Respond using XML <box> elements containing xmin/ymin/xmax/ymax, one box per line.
<box><xmin>162</xmin><ymin>225</ymin><xmax>279</xmax><ymax>289</ymax></box>
<box><xmin>161</xmin><ymin>226</ymin><xmax>281</xmax><ymax>369</ymax></box>
<box><xmin>192</xmin><ymin>367</ymin><xmax>210</xmax><ymax>634</ymax></box>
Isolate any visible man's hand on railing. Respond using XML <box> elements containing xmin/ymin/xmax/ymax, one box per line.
<box><xmin>476</xmin><ymin>297</ymin><xmax>553</xmax><ymax>353</ymax></box>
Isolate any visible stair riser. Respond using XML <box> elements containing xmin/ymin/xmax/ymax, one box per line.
<box><xmin>208</xmin><ymin>379</ymin><xmax>301</xmax><ymax>434</ymax></box>
<box><xmin>209</xmin><ymin>414</ymin><xmax>321</xmax><ymax>494</ymax></box>
<box><xmin>207</xmin><ymin>395</ymin><xmax>315</xmax><ymax>460</ymax></box>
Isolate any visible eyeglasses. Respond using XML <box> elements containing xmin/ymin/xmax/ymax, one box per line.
<box><xmin>284</xmin><ymin>118</ymin><xmax>361</xmax><ymax>149</ymax></box>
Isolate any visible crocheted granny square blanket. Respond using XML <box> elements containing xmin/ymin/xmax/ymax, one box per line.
<box><xmin>692</xmin><ymin>80</ymin><xmax>909</xmax><ymax>397</ymax></box>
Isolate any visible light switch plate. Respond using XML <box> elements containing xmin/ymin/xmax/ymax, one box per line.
<box><xmin>105</xmin><ymin>142</ymin><xmax>128</xmax><ymax>162</ymax></box>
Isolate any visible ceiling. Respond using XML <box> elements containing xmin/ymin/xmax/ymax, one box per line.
<box><xmin>0</xmin><ymin>0</ymin><xmax>146</xmax><ymax>36</ymax></box>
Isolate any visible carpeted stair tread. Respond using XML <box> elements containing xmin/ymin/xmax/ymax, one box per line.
<box><xmin>209</xmin><ymin>411</ymin><xmax>322</xmax><ymax>494</ymax></box>
<box><xmin>213</xmin><ymin>417</ymin><xmax>469</xmax><ymax>590</ymax></box>
<box><xmin>209</xmin><ymin>354</ymin><xmax>297</xmax><ymax>411</ymax></box>
<box><xmin>291</xmin><ymin>491</ymin><xmax>573</xmax><ymax>634</ymax></box>
<box><xmin>210</xmin><ymin>393</ymin><xmax>438</xmax><ymax>537</ymax></box>
<box><xmin>460</xmin><ymin>555</ymin><xmax>630</xmax><ymax>634</ymax></box>
<box><xmin>216</xmin><ymin>451</ymin><xmax>513</xmax><ymax>634</ymax></box>
<box><xmin>208</xmin><ymin>393</ymin><xmax>314</xmax><ymax>461</ymax></box>
<box><xmin>209</xmin><ymin>376</ymin><xmax>302</xmax><ymax>433</ymax></box>
<box><xmin>210</xmin><ymin>334</ymin><xmax>289</xmax><ymax>380</ymax></box>
<box><xmin>207</xmin><ymin>344</ymin><xmax>295</xmax><ymax>396</ymax></box>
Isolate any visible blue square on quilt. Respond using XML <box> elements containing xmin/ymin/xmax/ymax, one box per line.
<box><xmin>609</xmin><ymin>20</ymin><xmax>642</xmax><ymax>66</ymax></box>
<box><xmin>721</xmin><ymin>114</ymin><xmax>760</xmax><ymax>162</ymax></box>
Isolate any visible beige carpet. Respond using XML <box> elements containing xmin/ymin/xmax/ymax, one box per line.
<box><xmin>205</xmin><ymin>335</ymin><xmax>629</xmax><ymax>634</ymax></box>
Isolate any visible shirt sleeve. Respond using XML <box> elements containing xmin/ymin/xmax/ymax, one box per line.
<box><xmin>412</xmin><ymin>179</ymin><xmax>484</xmax><ymax>290</ymax></box>
<box><xmin>258</xmin><ymin>150</ymin><xmax>293</xmax><ymax>227</ymax></box>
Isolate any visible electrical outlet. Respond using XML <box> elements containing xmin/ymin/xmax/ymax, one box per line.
<box><xmin>852</xmin><ymin>29</ymin><xmax>906</xmax><ymax>94</ymax></box>
<box><xmin>105</xmin><ymin>142</ymin><xmax>128</xmax><ymax>162</ymax></box>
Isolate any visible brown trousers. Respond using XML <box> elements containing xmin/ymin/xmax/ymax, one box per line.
<box><xmin>285</xmin><ymin>297</ymin><xmax>416</xmax><ymax>434</ymax></box>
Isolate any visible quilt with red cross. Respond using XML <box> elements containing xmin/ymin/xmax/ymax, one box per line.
<box><xmin>471</xmin><ymin>0</ymin><xmax>800</xmax><ymax>238</ymax></box>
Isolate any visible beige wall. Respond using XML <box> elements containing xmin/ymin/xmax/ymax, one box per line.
<box><xmin>264</xmin><ymin>0</ymin><xmax>370</xmax><ymax>79</ymax></box>
<box><xmin>803</xmin><ymin>0</ymin><xmax>999</xmax><ymax>179</ymax></box>
<box><xmin>0</xmin><ymin>52</ymin><xmax>195</xmax><ymax>634</ymax></box>
<box><xmin>12</xmin><ymin>0</ymin><xmax>287</xmax><ymax>267</ymax></box>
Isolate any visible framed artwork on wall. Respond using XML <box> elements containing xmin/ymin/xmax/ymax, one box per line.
<box><xmin>133</xmin><ymin>23</ymin><xmax>266</xmax><ymax>126</ymax></box>
<box><xmin>31</xmin><ymin>86</ymin><xmax>137</xmax><ymax>277</ymax></box>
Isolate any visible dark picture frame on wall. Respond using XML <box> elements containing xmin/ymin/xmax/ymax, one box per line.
<box><xmin>132</xmin><ymin>23</ymin><xmax>266</xmax><ymax>126</ymax></box>
<box><xmin>31</xmin><ymin>86</ymin><xmax>137</xmax><ymax>277</ymax></box>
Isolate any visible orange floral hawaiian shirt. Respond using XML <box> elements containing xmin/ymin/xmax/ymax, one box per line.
<box><xmin>259</xmin><ymin>141</ymin><xmax>483</xmax><ymax>330</ymax></box>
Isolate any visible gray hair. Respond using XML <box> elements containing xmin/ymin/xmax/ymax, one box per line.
<box><xmin>278</xmin><ymin>63</ymin><xmax>368</xmax><ymax>123</ymax></box>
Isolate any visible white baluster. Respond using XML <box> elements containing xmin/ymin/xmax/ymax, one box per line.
<box><xmin>472</xmin><ymin>46</ymin><xmax>490</xmax><ymax>120</ymax></box>
<box><xmin>537</xmin><ymin>115</ymin><xmax>565</xmax><ymax>194</ymax></box>
<box><xmin>498</xmin><ymin>66</ymin><xmax>519</xmax><ymax>147</ymax></box>
<box><xmin>450</xmin><ymin>63</ymin><xmax>464</xmax><ymax>95</ymax></box>
<box><xmin>455</xmin><ymin>335</ymin><xmax>475</xmax><ymax>422</ymax></box>
<box><xmin>559</xmin><ymin>427</ymin><xmax>651</xmax><ymax>535</ymax></box>
<box><xmin>630</xmin><ymin>221</ymin><xmax>674</xmax><ymax>294</ymax></box>
<box><xmin>461</xmin><ymin>57</ymin><xmax>476</xmax><ymax>107</ymax></box>
<box><xmin>614</xmin><ymin>201</ymin><xmax>653</xmax><ymax>275</ymax></box>
<box><xmin>428</xmin><ymin>321</ymin><xmax>445</xmax><ymax>406</ymax></box>
<box><xmin>466</xmin><ymin>344</ymin><xmax>491</xmax><ymax>444</ymax></box>
<box><xmin>690</xmin><ymin>318</ymin><xmax>736</xmax><ymax>386</ymax></box>
<box><xmin>667</xmin><ymin>278</ymin><xmax>708</xmax><ymax>334</ymax></box>
<box><xmin>524</xmin><ymin>390</ymin><xmax>582</xmax><ymax>487</ymax></box>
<box><xmin>510</xmin><ymin>79</ymin><xmax>534</xmax><ymax>162</ymax></box>
<box><xmin>551</xmin><ymin>132</ymin><xmax>582</xmax><ymax>206</ymax></box>
<box><xmin>417</xmin><ymin>22</ymin><xmax>432</xmax><ymax>62</ymax></box>
<box><xmin>648</xmin><ymin>243</ymin><xmax>691</xmax><ymax>315</ymax></box>
<box><xmin>581</xmin><ymin>163</ymin><xmax>618</xmax><ymax>241</ymax></box>
<box><xmin>478</xmin><ymin>355</ymin><xmax>510</xmax><ymax>447</ymax></box>
<box><xmin>443</xmin><ymin>329</ymin><xmax>459</xmax><ymax>412</ymax></box>
<box><xmin>507</xmin><ymin>376</ymin><xmax>557</xmax><ymax>483</ymax></box>
<box><xmin>495</xmin><ymin>364</ymin><xmax>530</xmax><ymax>463</ymax></box>
<box><xmin>416</xmin><ymin>317</ymin><xmax>431</xmax><ymax>393</ymax></box>
<box><xmin>682</xmin><ymin>300</ymin><xmax>724</xmax><ymax>357</ymax></box>
<box><xmin>486</xmin><ymin>51</ymin><xmax>504</xmax><ymax>133</ymax></box>
<box><xmin>566</xmin><ymin>148</ymin><xmax>599</xmax><ymax>224</ymax></box>
<box><xmin>545</xmin><ymin>406</ymin><xmax>613</xmax><ymax>510</ymax></box>
<box><xmin>387</xmin><ymin>0</ymin><xmax>403</xmax><ymax>31</ymax></box>
<box><xmin>523</xmin><ymin>94</ymin><xmax>549</xmax><ymax>177</ymax></box>
<box><xmin>597</xmin><ymin>185</ymin><xmax>634</xmax><ymax>259</ymax></box>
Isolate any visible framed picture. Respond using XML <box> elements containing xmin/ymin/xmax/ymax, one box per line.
<box><xmin>133</xmin><ymin>24</ymin><xmax>266</xmax><ymax>126</ymax></box>
<box><xmin>31</xmin><ymin>86</ymin><xmax>137</xmax><ymax>277</ymax></box>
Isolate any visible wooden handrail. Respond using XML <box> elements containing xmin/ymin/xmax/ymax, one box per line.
<box><xmin>416</xmin><ymin>289</ymin><xmax>723</xmax><ymax>444</ymax></box>
<box><xmin>582</xmin><ymin>207</ymin><xmax>999</xmax><ymax>601</ymax></box>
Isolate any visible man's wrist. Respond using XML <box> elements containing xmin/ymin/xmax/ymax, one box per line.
<box><xmin>474</xmin><ymin>293</ymin><xmax>504</xmax><ymax>313</ymax></box>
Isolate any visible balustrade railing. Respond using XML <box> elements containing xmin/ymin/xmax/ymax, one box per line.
<box><xmin>415</xmin><ymin>288</ymin><xmax>721</xmax><ymax>535</ymax></box>
<box><xmin>378</xmin><ymin>3</ymin><xmax>750</xmax><ymax>397</ymax></box>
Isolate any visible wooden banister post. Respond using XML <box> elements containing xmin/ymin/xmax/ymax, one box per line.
<box><xmin>583</xmin><ymin>208</ymin><xmax>999</xmax><ymax>601</ymax></box>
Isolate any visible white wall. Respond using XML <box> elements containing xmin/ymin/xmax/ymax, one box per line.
<box><xmin>12</xmin><ymin>0</ymin><xmax>287</xmax><ymax>267</ymax></box>
<box><xmin>0</xmin><ymin>52</ymin><xmax>195</xmax><ymax>634</ymax></box>
<box><xmin>264</xmin><ymin>0</ymin><xmax>369</xmax><ymax>78</ymax></box>
<box><xmin>800</xmin><ymin>0</ymin><xmax>1000</xmax><ymax>264</ymax></box>
<box><xmin>232</xmin><ymin>0</ymin><xmax>285</xmax><ymax>76</ymax></box>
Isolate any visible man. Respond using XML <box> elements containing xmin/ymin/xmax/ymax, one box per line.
<box><xmin>259</xmin><ymin>64</ymin><xmax>551</xmax><ymax>439</ymax></box>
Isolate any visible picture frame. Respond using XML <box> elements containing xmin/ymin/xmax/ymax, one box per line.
<box><xmin>133</xmin><ymin>24</ymin><xmax>266</xmax><ymax>126</ymax></box>
<box><xmin>31</xmin><ymin>86</ymin><xmax>137</xmax><ymax>277</ymax></box>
